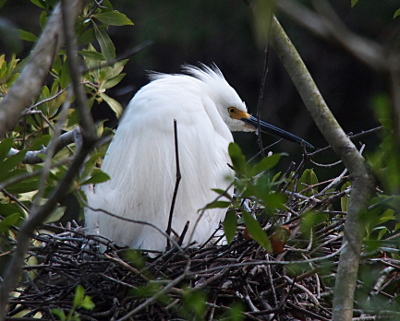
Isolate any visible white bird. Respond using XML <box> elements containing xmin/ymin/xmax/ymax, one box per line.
<box><xmin>85</xmin><ymin>64</ymin><xmax>312</xmax><ymax>253</ymax></box>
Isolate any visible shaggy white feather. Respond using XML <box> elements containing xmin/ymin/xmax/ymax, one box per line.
<box><xmin>85</xmin><ymin>64</ymin><xmax>251</xmax><ymax>252</ymax></box>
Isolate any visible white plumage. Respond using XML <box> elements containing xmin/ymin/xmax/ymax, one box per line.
<box><xmin>85</xmin><ymin>64</ymin><xmax>312</xmax><ymax>253</ymax></box>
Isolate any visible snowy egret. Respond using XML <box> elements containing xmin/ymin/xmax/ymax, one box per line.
<box><xmin>85</xmin><ymin>64</ymin><xmax>312</xmax><ymax>253</ymax></box>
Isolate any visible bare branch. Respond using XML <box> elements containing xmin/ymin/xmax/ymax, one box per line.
<box><xmin>270</xmin><ymin>17</ymin><xmax>375</xmax><ymax>321</ymax></box>
<box><xmin>7</xmin><ymin>127</ymin><xmax>79</xmax><ymax>164</ymax></box>
<box><xmin>30</xmin><ymin>90</ymin><xmax>72</xmax><ymax>214</ymax></box>
<box><xmin>166</xmin><ymin>119</ymin><xmax>182</xmax><ymax>249</ymax></box>
<box><xmin>274</xmin><ymin>0</ymin><xmax>387</xmax><ymax>70</ymax></box>
<box><xmin>61</xmin><ymin>0</ymin><xmax>97</xmax><ymax>142</ymax></box>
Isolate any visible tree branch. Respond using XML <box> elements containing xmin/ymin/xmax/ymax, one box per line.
<box><xmin>274</xmin><ymin>0</ymin><xmax>387</xmax><ymax>70</ymax></box>
<box><xmin>0</xmin><ymin>139</ymin><xmax>97</xmax><ymax>320</ymax></box>
<box><xmin>0</xmin><ymin>1</ymin><xmax>95</xmax><ymax>319</ymax></box>
<box><xmin>0</xmin><ymin>0</ymin><xmax>85</xmax><ymax>139</ymax></box>
<box><xmin>7</xmin><ymin>127</ymin><xmax>78</xmax><ymax>164</ymax></box>
<box><xmin>60</xmin><ymin>0</ymin><xmax>97</xmax><ymax>141</ymax></box>
<box><xmin>270</xmin><ymin>17</ymin><xmax>375</xmax><ymax>321</ymax></box>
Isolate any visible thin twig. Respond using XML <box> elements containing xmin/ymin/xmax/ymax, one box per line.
<box><xmin>115</xmin><ymin>260</ymin><xmax>191</xmax><ymax>321</ymax></box>
<box><xmin>166</xmin><ymin>119</ymin><xmax>182</xmax><ymax>249</ymax></box>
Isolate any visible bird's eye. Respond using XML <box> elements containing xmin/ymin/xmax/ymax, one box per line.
<box><xmin>228</xmin><ymin>107</ymin><xmax>236</xmax><ymax>115</ymax></box>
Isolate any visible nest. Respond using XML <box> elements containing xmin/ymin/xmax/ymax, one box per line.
<box><xmin>6</xmin><ymin>182</ymin><xmax>400</xmax><ymax>320</ymax></box>
<box><xmin>6</xmin><ymin>223</ymin><xmax>335</xmax><ymax>321</ymax></box>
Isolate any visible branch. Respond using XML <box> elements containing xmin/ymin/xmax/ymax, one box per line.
<box><xmin>270</xmin><ymin>17</ymin><xmax>375</xmax><ymax>321</ymax></box>
<box><xmin>0</xmin><ymin>143</ymin><xmax>98</xmax><ymax>320</ymax></box>
<box><xmin>166</xmin><ymin>119</ymin><xmax>182</xmax><ymax>249</ymax></box>
<box><xmin>274</xmin><ymin>0</ymin><xmax>387</xmax><ymax>70</ymax></box>
<box><xmin>30</xmin><ymin>90</ymin><xmax>72</xmax><ymax>215</ymax></box>
<box><xmin>0</xmin><ymin>0</ymin><xmax>85</xmax><ymax>139</ymax></box>
<box><xmin>0</xmin><ymin>1</ymin><xmax>95</xmax><ymax>319</ymax></box>
<box><xmin>7</xmin><ymin>127</ymin><xmax>79</xmax><ymax>164</ymax></box>
<box><xmin>61</xmin><ymin>0</ymin><xmax>97</xmax><ymax>141</ymax></box>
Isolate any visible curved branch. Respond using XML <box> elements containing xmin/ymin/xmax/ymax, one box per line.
<box><xmin>270</xmin><ymin>17</ymin><xmax>375</xmax><ymax>321</ymax></box>
<box><xmin>7</xmin><ymin>128</ymin><xmax>78</xmax><ymax>164</ymax></box>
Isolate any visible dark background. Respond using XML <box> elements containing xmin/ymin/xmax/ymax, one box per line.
<box><xmin>2</xmin><ymin>0</ymin><xmax>399</xmax><ymax>179</ymax></box>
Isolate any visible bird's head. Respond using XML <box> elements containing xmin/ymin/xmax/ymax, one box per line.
<box><xmin>184</xmin><ymin>64</ymin><xmax>314</xmax><ymax>149</ymax></box>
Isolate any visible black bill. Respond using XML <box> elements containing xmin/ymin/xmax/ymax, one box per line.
<box><xmin>242</xmin><ymin>115</ymin><xmax>314</xmax><ymax>149</ymax></box>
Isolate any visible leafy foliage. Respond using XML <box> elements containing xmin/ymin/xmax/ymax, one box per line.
<box><xmin>1</xmin><ymin>1</ymin><xmax>400</xmax><ymax>320</ymax></box>
<box><xmin>0</xmin><ymin>0</ymin><xmax>132</xmax><ymax>277</ymax></box>
<box><xmin>221</xmin><ymin>142</ymin><xmax>287</xmax><ymax>250</ymax></box>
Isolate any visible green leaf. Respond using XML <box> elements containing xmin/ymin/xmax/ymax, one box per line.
<box><xmin>223</xmin><ymin>209</ymin><xmax>237</xmax><ymax>244</ymax></box>
<box><xmin>0</xmin><ymin>203</ymin><xmax>25</xmax><ymax>217</ymax></box>
<box><xmin>341</xmin><ymin>181</ymin><xmax>351</xmax><ymax>212</ymax></box>
<box><xmin>39</xmin><ymin>10</ymin><xmax>48</xmax><ymax>29</ymax></box>
<box><xmin>205</xmin><ymin>200</ymin><xmax>231</xmax><ymax>209</ymax></box>
<box><xmin>43</xmin><ymin>206</ymin><xmax>66</xmax><ymax>224</ymax></box>
<box><xmin>101</xmin><ymin>59</ymin><xmax>128</xmax><ymax>80</ymax></box>
<box><xmin>100</xmin><ymin>93</ymin><xmax>123</xmax><ymax>118</ymax></box>
<box><xmin>271</xmin><ymin>171</ymin><xmax>282</xmax><ymax>184</ymax></box>
<box><xmin>373</xmin><ymin>226</ymin><xmax>389</xmax><ymax>240</ymax></box>
<box><xmin>19</xmin><ymin>29</ymin><xmax>38</xmax><ymax>42</ymax></box>
<box><xmin>0</xmin><ymin>150</ymin><xmax>27</xmax><ymax>178</ymax></box>
<box><xmin>30</xmin><ymin>134</ymin><xmax>51</xmax><ymax>150</ymax></box>
<box><xmin>226</xmin><ymin>302</ymin><xmax>244</xmax><ymax>321</ymax></box>
<box><xmin>80</xmin><ymin>152</ymin><xmax>104</xmax><ymax>182</ymax></box>
<box><xmin>379</xmin><ymin>208</ymin><xmax>395</xmax><ymax>224</ymax></box>
<box><xmin>93</xmin><ymin>22</ymin><xmax>116</xmax><ymax>61</ymax></box>
<box><xmin>30</xmin><ymin>0</ymin><xmax>46</xmax><ymax>9</ymax></box>
<box><xmin>261</xmin><ymin>192</ymin><xmax>286</xmax><ymax>212</ymax></box>
<box><xmin>101</xmin><ymin>74</ymin><xmax>126</xmax><ymax>90</ymax></box>
<box><xmin>6</xmin><ymin>177</ymin><xmax>39</xmax><ymax>194</ymax></box>
<box><xmin>51</xmin><ymin>308</ymin><xmax>66</xmax><ymax>321</ymax></box>
<box><xmin>394</xmin><ymin>8</ymin><xmax>400</xmax><ymax>19</ymax></box>
<box><xmin>298</xmin><ymin>169</ymin><xmax>318</xmax><ymax>196</ymax></box>
<box><xmin>242</xmin><ymin>211</ymin><xmax>271</xmax><ymax>252</ymax></box>
<box><xmin>123</xmin><ymin>249</ymin><xmax>147</xmax><ymax>270</ymax></box>
<box><xmin>80</xmin><ymin>169</ymin><xmax>110</xmax><ymax>186</ymax></box>
<box><xmin>81</xmin><ymin>295</ymin><xmax>95</xmax><ymax>310</ymax></box>
<box><xmin>250</xmin><ymin>154</ymin><xmax>283</xmax><ymax>177</ymax></box>
<box><xmin>94</xmin><ymin>11</ymin><xmax>133</xmax><ymax>26</ymax></box>
<box><xmin>351</xmin><ymin>0</ymin><xmax>359</xmax><ymax>7</ymax></box>
<box><xmin>77</xmin><ymin>28</ymin><xmax>96</xmax><ymax>46</ymax></box>
<box><xmin>212</xmin><ymin>188</ymin><xmax>233</xmax><ymax>201</ymax></box>
<box><xmin>73</xmin><ymin>285</ymin><xmax>85</xmax><ymax>309</ymax></box>
<box><xmin>0</xmin><ymin>212</ymin><xmax>22</xmax><ymax>233</ymax></box>
<box><xmin>0</xmin><ymin>137</ymin><xmax>14</xmax><ymax>163</ymax></box>
<box><xmin>183</xmin><ymin>290</ymin><xmax>206</xmax><ymax>318</ymax></box>
<box><xmin>59</xmin><ymin>60</ymin><xmax>71</xmax><ymax>89</ymax></box>
<box><xmin>228</xmin><ymin>143</ymin><xmax>246</xmax><ymax>176</ymax></box>
<box><xmin>132</xmin><ymin>281</ymin><xmax>163</xmax><ymax>298</ymax></box>
<box><xmin>79</xmin><ymin>50</ymin><xmax>105</xmax><ymax>61</ymax></box>
<box><xmin>97</xmin><ymin>0</ymin><xmax>113</xmax><ymax>12</ymax></box>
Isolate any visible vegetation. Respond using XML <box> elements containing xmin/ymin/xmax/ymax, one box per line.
<box><xmin>0</xmin><ymin>1</ymin><xmax>399</xmax><ymax>320</ymax></box>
